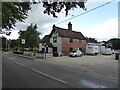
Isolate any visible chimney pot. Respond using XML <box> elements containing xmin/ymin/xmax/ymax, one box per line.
<box><xmin>68</xmin><ymin>22</ymin><xmax>72</xmax><ymax>31</ymax></box>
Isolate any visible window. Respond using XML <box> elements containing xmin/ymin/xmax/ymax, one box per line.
<box><xmin>53</xmin><ymin>37</ymin><xmax>57</xmax><ymax>43</ymax></box>
<box><xmin>79</xmin><ymin>40</ymin><xmax>82</xmax><ymax>44</ymax></box>
<box><xmin>54</xmin><ymin>30</ymin><xmax>57</xmax><ymax>36</ymax></box>
<box><xmin>70</xmin><ymin>38</ymin><xmax>73</xmax><ymax>43</ymax></box>
<box><xmin>54</xmin><ymin>30</ymin><xmax>57</xmax><ymax>34</ymax></box>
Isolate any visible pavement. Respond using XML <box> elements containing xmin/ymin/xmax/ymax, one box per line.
<box><xmin>3</xmin><ymin>53</ymin><xmax>118</xmax><ymax>88</ymax></box>
<box><xmin>11</xmin><ymin>53</ymin><xmax>34</xmax><ymax>60</ymax></box>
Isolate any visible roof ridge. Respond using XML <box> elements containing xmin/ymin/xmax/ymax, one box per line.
<box><xmin>55</xmin><ymin>26</ymin><xmax>68</xmax><ymax>30</ymax></box>
<box><xmin>55</xmin><ymin>25</ymin><xmax>82</xmax><ymax>33</ymax></box>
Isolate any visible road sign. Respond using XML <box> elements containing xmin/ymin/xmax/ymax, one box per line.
<box><xmin>22</xmin><ymin>39</ymin><xmax>25</xmax><ymax>44</ymax></box>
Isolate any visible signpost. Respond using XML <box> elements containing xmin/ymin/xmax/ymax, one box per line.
<box><xmin>22</xmin><ymin>39</ymin><xmax>25</xmax><ymax>44</ymax></box>
<box><xmin>22</xmin><ymin>39</ymin><xmax>25</xmax><ymax>52</ymax></box>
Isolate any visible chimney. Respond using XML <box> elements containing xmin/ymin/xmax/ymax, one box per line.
<box><xmin>68</xmin><ymin>22</ymin><xmax>72</xmax><ymax>31</ymax></box>
<box><xmin>53</xmin><ymin>24</ymin><xmax>55</xmax><ymax>29</ymax></box>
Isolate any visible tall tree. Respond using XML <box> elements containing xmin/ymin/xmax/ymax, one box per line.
<box><xmin>19</xmin><ymin>24</ymin><xmax>40</xmax><ymax>49</ymax></box>
<box><xmin>2</xmin><ymin>36</ymin><xmax>9</xmax><ymax>51</ymax></box>
<box><xmin>9</xmin><ymin>39</ymin><xmax>20</xmax><ymax>49</ymax></box>
<box><xmin>2</xmin><ymin>2</ymin><xmax>31</xmax><ymax>30</ymax></box>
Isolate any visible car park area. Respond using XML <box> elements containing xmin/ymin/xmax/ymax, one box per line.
<box><xmin>37</xmin><ymin>54</ymin><xmax>118</xmax><ymax>77</ymax></box>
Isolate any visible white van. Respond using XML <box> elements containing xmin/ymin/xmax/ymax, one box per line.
<box><xmin>86</xmin><ymin>43</ymin><xmax>99</xmax><ymax>55</ymax></box>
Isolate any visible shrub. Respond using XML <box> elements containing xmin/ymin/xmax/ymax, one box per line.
<box><xmin>13</xmin><ymin>51</ymin><xmax>23</xmax><ymax>54</ymax></box>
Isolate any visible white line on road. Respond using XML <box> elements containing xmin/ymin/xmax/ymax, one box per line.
<box><xmin>14</xmin><ymin>62</ymin><xmax>25</xmax><ymax>67</ymax></box>
<box><xmin>79</xmin><ymin>80</ymin><xmax>109</xmax><ymax>88</ymax></box>
<box><xmin>32</xmin><ymin>69</ymin><xmax>67</xmax><ymax>84</ymax></box>
<box><xmin>11</xmin><ymin>58</ymin><xmax>15</xmax><ymax>59</ymax></box>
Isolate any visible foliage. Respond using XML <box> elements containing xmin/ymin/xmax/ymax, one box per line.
<box><xmin>107</xmin><ymin>38</ymin><xmax>120</xmax><ymax>49</ymax></box>
<box><xmin>2</xmin><ymin>36</ymin><xmax>7</xmax><ymax>51</ymax></box>
<box><xmin>86</xmin><ymin>37</ymin><xmax>98</xmax><ymax>43</ymax></box>
<box><xmin>9</xmin><ymin>39</ymin><xmax>20</xmax><ymax>48</ymax></box>
<box><xmin>43</xmin><ymin>2</ymin><xmax>86</xmax><ymax>18</ymax></box>
<box><xmin>13</xmin><ymin>51</ymin><xmax>23</xmax><ymax>54</ymax></box>
<box><xmin>2</xmin><ymin>2</ymin><xmax>31</xmax><ymax>30</ymax></box>
<box><xmin>0</xmin><ymin>2</ymin><xmax>2</xmax><ymax>29</ymax></box>
<box><xmin>18</xmin><ymin>23</ymin><xmax>40</xmax><ymax>49</ymax></box>
<box><xmin>2</xmin><ymin>2</ymin><xmax>86</xmax><ymax>30</ymax></box>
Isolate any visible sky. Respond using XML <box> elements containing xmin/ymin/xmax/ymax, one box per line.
<box><xmin>2</xmin><ymin>0</ymin><xmax>119</xmax><ymax>41</ymax></box>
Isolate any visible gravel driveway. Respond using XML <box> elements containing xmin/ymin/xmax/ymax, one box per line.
<box><xmin>36</xmin><ymin>54</ymin><xmax>118</xmax><ymax>77</ymax></box>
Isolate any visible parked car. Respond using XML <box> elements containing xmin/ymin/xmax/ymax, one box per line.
<box><xmin>102</xmin><ymin>48</ymin><xmax>112</xmax><ymax>55</ymax></box>
<box><xmin>69</xmin><ymin>49</ymin><xmax>82</xmax><ymax>57</ymax></box>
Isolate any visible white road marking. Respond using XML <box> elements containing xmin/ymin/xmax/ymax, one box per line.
<box><xmin>14</xmin><ymin>62</ymin><xmax>25</xmax><ymax>67</ymax></box>
<box><xmin>79</xmin><ymin>80</ymin><xmax>109</xmax><ymax>88</ymax></box>
<box><xmin>11</xmin><ymin>58</ymin><xmax>15</xmax><ymax>59</ymax></box>
<box><xmin>32</xmin><ymin>69</ymin><xmax>67</xmax><ymax>84</ymax></box>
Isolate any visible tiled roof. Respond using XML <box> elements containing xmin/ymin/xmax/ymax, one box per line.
<box><xmin>40</xmin><ymin>24</ymin><xmax>86</xmax><ymax>44</ymax></box>
<box><xmin>54</xmin><ymin>26</ymin><xmax>86</xmax><ymax>40</ymax></box>
<box><xmin>40</xmin><ymin>35</ymin><xmax>50</xmax><ymax>43</ymax></box>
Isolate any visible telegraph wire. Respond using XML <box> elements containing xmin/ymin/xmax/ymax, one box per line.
<box><xmin>40</xmin><ymin>0</ymin><xmax>117</xmax><ymax>31</ymax></box>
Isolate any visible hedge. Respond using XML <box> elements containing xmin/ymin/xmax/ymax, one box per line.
<box><xmin>13</xmin><ymin>51</ymin><xmax>23</xmax><ymax>54</ymax></box>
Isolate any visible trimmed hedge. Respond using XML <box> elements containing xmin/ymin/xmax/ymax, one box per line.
<box><xmin>13</xmin><ymin>51</ymin><xmax>23</xmax><ymax>54</ymax></box>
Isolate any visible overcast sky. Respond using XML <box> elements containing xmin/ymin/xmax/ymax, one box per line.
<box><xmin>3</xmin><ymin>1</ymin><xmax>119</xmax><ymax>41</ymax></box>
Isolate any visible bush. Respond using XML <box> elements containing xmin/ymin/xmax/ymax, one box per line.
<box><xmin>13</xmin><ymin>51</ymin><xmax>23</xmax><ymax>54</ymax></box>
<box><xmin>32</xmin><ymin>51</ymin><xmax>36</xmax><ymax>56</ymax></box>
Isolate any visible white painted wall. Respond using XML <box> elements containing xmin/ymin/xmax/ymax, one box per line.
<box><xmin>50</xmin><ymin>30</ymin><xmax>62</xmax><ymax>56</ymax></box>
<box><xmin>48</xmin><ymin>47</ymin><xmax>52</xmax><ymax>53</ymax></box>
<box><xmin>50</xmin><ymin>37</ymin><xmax>62</xmax><ymax>56</ymax></box>
<box><xmin>39</xmin><ymin>43</ymin><xmax>45</xmax><ymax>51</ymax></box>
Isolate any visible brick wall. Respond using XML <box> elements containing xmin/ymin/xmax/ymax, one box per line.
<box><xmin>61</xmin><ymin>37</ymin><xmax>86</xmax><ymax>55</ymax></box>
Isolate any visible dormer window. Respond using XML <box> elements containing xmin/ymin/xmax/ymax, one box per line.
<box><xmin>54</xmin><ymin>30</ymin><xmax>57</xmax><ymax>34</ymax></box>
<box><xmin>53</xmin><ymin>37</ymin><xmax>57</xmax><ymax>43</ymax></box>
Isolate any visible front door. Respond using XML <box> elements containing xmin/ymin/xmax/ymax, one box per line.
<box><xmin>53</xmin><ymin>47</ymin><xmax>58</xmax><ymax>57</ymax></box>
<box><xmin>53</xmin><ymin>47</ymin><xmax>57</xmax><ymax>53</ymax></box>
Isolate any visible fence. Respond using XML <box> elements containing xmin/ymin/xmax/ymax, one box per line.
<box><xmin>36</xmin><ymin>52</ymin><xmax>53</xmax><ymax>58</ymax></box>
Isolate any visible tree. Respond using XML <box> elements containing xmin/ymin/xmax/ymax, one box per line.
<box><xmin>107</xmin><ymin>38</ymin><xmax>120</xmax><ymax>50</ymax></box>
<box><xmin>2</xmin><ymin>2</ymin><xmax>31</xmax><ymax>30</ymax></box>
<box><xmin>18</xmin><ymin>24</ymin><xmax>40</xmax><ymax>50</ymax></box>
<box><xmin>9</xmin><ymin>39</ymin><xmax>20</xmax><ymax>49</ymax></box>
<box><xmin>2</xmin><ymin>36</ymin><xmax>9</xmax><ymax>51</ymax></box>
<box><xmin>43</xmin><ymin>2</ymin><xmax>86</xmax><ymax>18</ymax></box>
<box><xmin>2</xmin><ymin>2</ymin><xmax>86</xmax><ymax>30</ymax></box>
<box><xmin>86</xmin><ymin>37</ymin><xmax>98</xmax><ymax>43</ymax></box>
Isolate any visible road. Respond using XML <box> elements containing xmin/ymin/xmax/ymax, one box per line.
<box><xmin>3</xmin><ymin>52</ymin><xmax>118</xmax><ymax>88</ymax></box>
